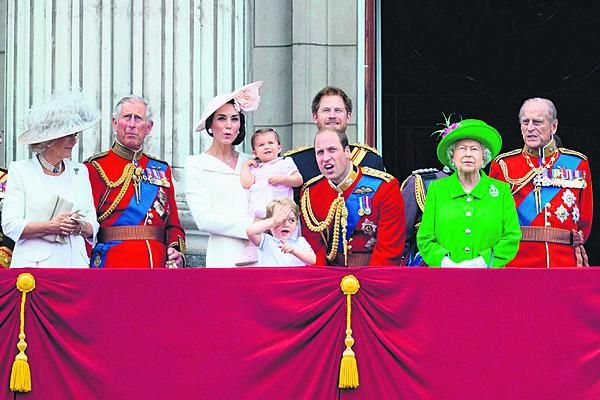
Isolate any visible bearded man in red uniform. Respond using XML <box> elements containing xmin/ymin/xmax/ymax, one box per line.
<box><xmin>489</xmin><ymin>98</ymin><xmax>592</xmax><ymax>268</ymax></box>
<box><xmin>300</xmin><ymin>128</ymin><xmax>405</xmax><ymax>266</ymax></box>
<box><xmin>85</xmin><ymin>95</ymin><xmax>185</xmax><ymax>268</ymax></box>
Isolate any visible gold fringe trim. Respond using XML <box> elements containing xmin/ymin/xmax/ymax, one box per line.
<box><xmin>10</xmin><ymin>273</ymin><xmax>36</xmax><ymax>393</ymax></box>
<box><xmin>339</xmin><ymin>275</ymin><xmax>360</xmax><ymax>389</ymax></box>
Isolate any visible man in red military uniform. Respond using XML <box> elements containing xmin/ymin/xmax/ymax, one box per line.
<box><xmin>489</xmin><ymin>97</ymin><xmax>592</xmax><ymax>268</ymax></box>
<box><xmin>86</xmin><ymin>95</ymin><xmax>185</xmax><ymax>268</ymax></box>
<box><xmin>300</xmin><ymin>128</ymin><xmax>405</xmax><ymax>266</ymax></box>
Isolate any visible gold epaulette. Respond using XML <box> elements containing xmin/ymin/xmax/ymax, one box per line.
<box><xmin>146</xmin><ymin>153</ymin><xmax>168</xmax><ymax>164</ymax></box>
<box><xmin>302</xmin><ymin>174</ymin><xmax>324</xmax><ymax>189</ymax></box>
<box><xmin>351</xmin><ymin>142</ymin><xmax>380</xmax><ymax>155</ymax></box>
<box><xmin>283</xmin><ymin>145</ymin><xmax>313</xmax><ymax>157</ymax></box>
<box><xmin>559</xmin><ymin>148</ymin><xmax>587</xmax><ymax>160</ymax></box>
<box><xmin>85</xmin><ymin>151</ymin><xmax>109</xmax><ymax>163</ymax></box>
<box><xmin>493</xmin><ymin>148</ymin><xmax>521</xmax><ymax>162</ymax></box>
<box><xmin>400</xmin><ymin>175</ymin><xmax>412</xmax><ymax>191</ymax></box>
<box><xmin>361</xmin><ymin>166</ymin><xmax>393</xmax><ymax>183</ymax></box>
<box><xmin>0</xmin><ymin>246</ymin><xmax>12</xmax><ymax>268</ymax></box>
<box><xmin>0</xmin><ymin>168</ymin><xmax>8</xmax><ymax>183</ymax></box>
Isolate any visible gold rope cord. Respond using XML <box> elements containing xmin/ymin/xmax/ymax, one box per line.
<box><xmin>338</xmin><ymin>275</ymin><xmax>360</xmax><ymax>389</ymax></box>
<box><xmin>414</xmin><ymin>174</ymin><xmax>426</xmax><ymax>213</ymax></box>
<box><xmin>499</xmin><ymin>160</ymin><xmax>540</xmax><ymax>195</ymax></box>
<box><xmin>91</xmin><ymin>162</ymin><xmax>135</xmax><ymax>222</ymax></box>
<box><xmin>10</xmin><ymin>273</ymin><xmax>36</xmax><ymax>393</ymax></box>
<box><xmin>91</xmin><ymin>161</ymin><xmax>135</xmax><ymax>188</ymax></box>
<box><xmin>301</xmin><ymin>188</ymin><xmax>348</xmax><ymax>262</ymax></box>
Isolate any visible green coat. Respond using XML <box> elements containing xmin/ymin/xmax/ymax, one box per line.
<box><xmin>416</xmin><ymin>171</ymin><xmax>521</xmax><ymax>267</ymax></box>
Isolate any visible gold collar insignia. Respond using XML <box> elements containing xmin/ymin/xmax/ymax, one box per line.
<box><xmin>112</xmin><ymin>141</ymin><xmax>143</xmax><ymax>161</ymax></box>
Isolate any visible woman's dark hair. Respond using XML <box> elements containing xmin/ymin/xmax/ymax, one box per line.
<box><xmin>204</xmin><ymin>99</ymin><xmax>246</xmax><ymax>146</ymax></box>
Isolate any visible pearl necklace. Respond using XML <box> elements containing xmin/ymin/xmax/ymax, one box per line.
<box><xmin>38</xmin><ymin>154</ymin><xmax>64</xmax><ymax>174</ymax></box>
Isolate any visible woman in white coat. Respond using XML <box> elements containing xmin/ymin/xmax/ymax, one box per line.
<box><xmin>185</xmin><ymin>82</ymin><xmax>262</xmax><ymax>267</ymax></box>
<box><xmin>2</xmin><ymin>91</ymin><xmax>100</xmax><ymax>268</ymax></box>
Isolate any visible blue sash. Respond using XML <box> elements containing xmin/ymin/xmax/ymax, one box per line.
<box><xmin>91</xmin><ymin>159</ymin><xmax>166</xmax><ymax>268</ymax></box>
<box><xmin>517</xmin><ymin>153</ymin><xmax>582</xmax><ymax>226</ymax></box>
<box><xmin>335</xmin><ymin>175</ymin><xmax>382</xmax><ymax>250</ymax></box>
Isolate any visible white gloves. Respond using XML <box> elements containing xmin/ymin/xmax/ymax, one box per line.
<box><xmin>441</xmin><ymin>256</ymin><xmax>458</xmax><ymax>268</ymax></box>
<box><xmin>441</xmin><ymin>256</ymin><xmax>488</xmax><ymax>268</ymax></box>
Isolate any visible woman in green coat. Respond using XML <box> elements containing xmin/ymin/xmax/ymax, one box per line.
<box><xmin>417</xmin><ymin>118</ymin><xmax>521</xmax><ymax>267</ymax></box>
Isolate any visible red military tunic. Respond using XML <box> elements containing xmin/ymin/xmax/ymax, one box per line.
<box><xmin>489</xmin><ymin>141</ymin><xmax>592</xmax><ymax>268</ymax></box>
<box><xmin>300</xmin><ymin>166</ymin><xmax>405</xmax><ymax>266</ymax></box>
<box><xmin>85</xmin><ymin>142</ymin><xmax>185</xmax><ymax>268</ymax></box>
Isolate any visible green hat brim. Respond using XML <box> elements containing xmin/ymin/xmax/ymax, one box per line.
<box><xmin>436</xmin><ymin>119</ymin><xmax>502</xmax><ymax>168</ymax></box>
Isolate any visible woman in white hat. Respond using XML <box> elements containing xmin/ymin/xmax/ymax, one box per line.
<box><xmin>2</xmin><ymin>91</ymin><xmax>100</xmax><ymax>268</ymax></box>
<box><xmin>185</xmin><ymin>81</ymin><xmax>262</xmax><ymax>267</ymax></box>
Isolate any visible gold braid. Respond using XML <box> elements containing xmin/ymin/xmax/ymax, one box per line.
<box><xmin>498</xmin><ymin>159</ymin><xmax>540</xmax><ymax>195</ymax></box>
<box><xmin>414</xmin><ymin>174</ymin><xmax>426</xmax><ymax>213</ymax></box>
<box><xmin>91</xmin><ymin>162</ymin><xmax>136</xmax><ymax>222</ymax></box>
<box><xmin>301</xmin><ymin>188</ymin><xmax>348</xmax><ymax>263</ymax></box>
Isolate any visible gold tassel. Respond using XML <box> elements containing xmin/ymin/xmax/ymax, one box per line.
<box><xmin>10</xmin><ymin>273</ymin><xmax>36</xmax><ymax>393</ymax></box>
<box><xmin>338</xmin><ymin>275</ymin><xmax>360</xmax><ymax>389</ymax></box>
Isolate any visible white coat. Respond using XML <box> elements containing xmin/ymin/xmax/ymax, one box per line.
<box><xmin>184</xmin><ymin>153</ymin><xmax>253</xmax><ymax>267</ymax></box>
<box><xmin>2</xmin><ymin>158</ymin><xmax>99</xmax><ymax>268</ymax></box>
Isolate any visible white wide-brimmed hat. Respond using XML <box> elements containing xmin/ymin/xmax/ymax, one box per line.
<box><xmin>195</xmin><ymin>81</ymin><xmax>263</xmax><ymax>132</ymax></box>
<box><xmin>18</xmin><ymin>90</ymin><xmax>101</xmax><ymax>145</ymax></box>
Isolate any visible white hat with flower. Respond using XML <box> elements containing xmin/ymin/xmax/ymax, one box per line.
<box><xmin>18</xmin><ymin>90</ymin><xmax>101</xmax><ymax>145</ymax></box>
<box><xmin>195</xmin><ymin>81</ymin><xmax>263</xmax><ymax>132</ymax></box>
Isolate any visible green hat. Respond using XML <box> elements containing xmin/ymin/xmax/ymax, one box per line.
<box><xmin>435</xmin><ymin>118</ymin><xmax>502</xmax><ymax>168</ymax></box>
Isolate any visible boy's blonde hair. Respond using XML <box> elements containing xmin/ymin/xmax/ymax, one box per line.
<box><xmin>266</xmin><ymin>197</ymin><xmax>299</xmax><ymax>219</ymax></box>
<box><xmin>251</xmin><ymin>128</ymin><xmax>281</xmax><ymax>150</ymax></box>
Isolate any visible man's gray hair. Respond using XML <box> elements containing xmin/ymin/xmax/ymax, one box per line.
<box><xmin>112</xmin><ymin>95</ymin><xmax>153</xmax><ymax>121</ymax></box>
<box><xmin>519</xmin><ymin>97</ymin><xmax>557</xmax><ymax>122</ymax></box>
<box><xmin>447</xmin><ymin>141</ymin><xmax>492</xmax><ymax>170</ymax></box>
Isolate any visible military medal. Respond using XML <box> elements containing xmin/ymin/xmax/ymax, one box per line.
<box><xmin>159</xmin><ymin>170</ymin><xmax>171</xmax><ymax>188</ymax></box>
<box><xmin>363</xmin><ymin>196</ymin><xmax>372</xmax><ymax>215</ymax></box>
<box><xmin>358</xmin><ymin>197</ymin><xmax>365</xmax><ymax>216</ymax></box>
<box><xmin>153</xmin><ymin>188</ymin><xmax>167</xmax><ymax>217</ymax></box>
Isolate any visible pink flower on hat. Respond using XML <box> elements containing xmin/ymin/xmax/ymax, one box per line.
<box><xmin>195</xmin><ymin>81</ymin><xmax>263</xmax><ymax>132</ymax></box>
<box><xmin>233</xmin><ymin>84</ymin><xmax>261</xmax><ymax>112</ymax></box>
<box><xmin>442</xmin><ymin>122</ymin><xmax>460</xmax><ymax>137</ymax></box>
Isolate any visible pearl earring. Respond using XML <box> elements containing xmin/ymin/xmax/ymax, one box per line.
<box><xmin>208</xmin><ymin>128</ymin><xmax>212</xmax><ymax>133</ymax></box>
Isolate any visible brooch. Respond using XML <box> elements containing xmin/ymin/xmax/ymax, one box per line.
<box><xmin>489</xmin><ymin>184</ymin><xmax>499</xmax><ymax>198</ymax></box>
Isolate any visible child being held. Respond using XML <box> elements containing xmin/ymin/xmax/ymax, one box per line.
<box><xmin>237</xmin><ymin>128</ymin><xmax>303</xmax><ymax>265</ymax></box>
<box><xmin>246</xmin><ymin>198</ymin><xmax>316</xmax><ymax>266</ymax></box>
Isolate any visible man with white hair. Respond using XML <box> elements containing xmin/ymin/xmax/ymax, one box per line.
<box><xmin>489</xmin><ymin>97</ymin><xmax>593</xmax><ymax>268</ymax></box>
<box><xmin>85</xmin><ymin>95</ymin><xmax>185</xmax><ymax>268</ymax></box>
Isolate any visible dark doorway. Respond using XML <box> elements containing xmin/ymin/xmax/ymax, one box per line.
<box><xmin>381</xmin><ymin>1</ymin><xmax>600</xmax><ymax>265</ymax></box>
